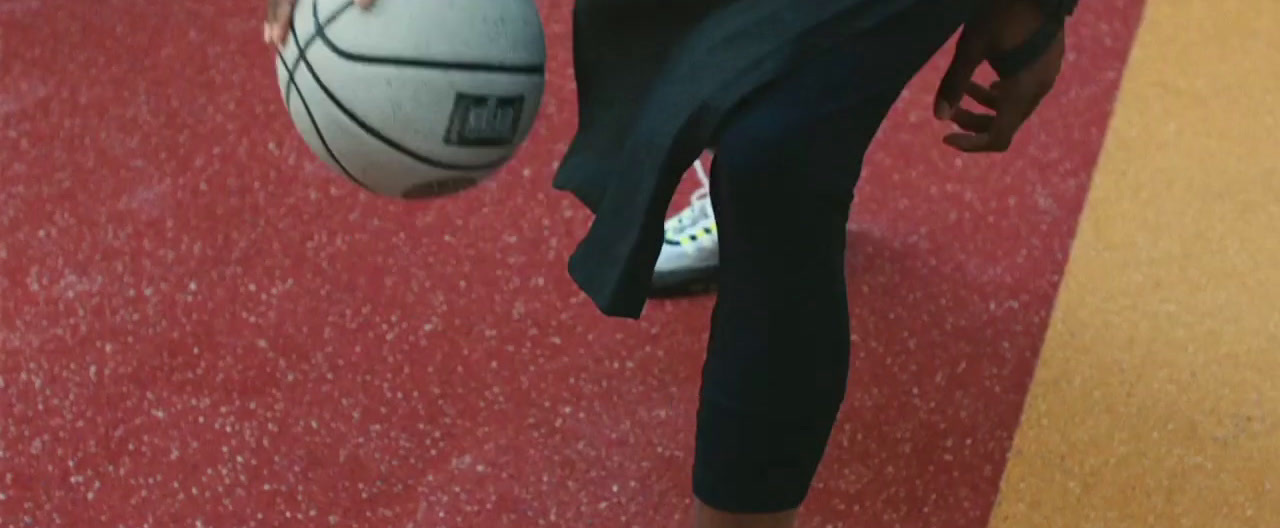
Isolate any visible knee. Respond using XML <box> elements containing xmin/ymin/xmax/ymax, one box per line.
<box><xmin>712</xmin><ymin>111</ymin><xmax>805</xmax><ymax>179</ymax></box>
<box><xmin>701</xmin><ymin>346</ymin><xmax>850</xmax><ymax>421</ymax></box>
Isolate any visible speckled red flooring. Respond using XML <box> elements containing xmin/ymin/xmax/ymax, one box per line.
<box><xmin>1</xmin><ymin>1</ymin><xmax>1143</xmax><ymax>527</ymax></box>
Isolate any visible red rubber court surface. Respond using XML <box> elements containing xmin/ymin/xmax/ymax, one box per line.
<box><xmin>0</xmin><ymin>1</ymin><xmax>1142</xmax><ymax>526</ymax></box>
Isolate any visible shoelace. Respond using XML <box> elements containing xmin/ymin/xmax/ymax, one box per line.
<box><xmin>665</xmin><ymin>188</ymin><xmax>712</xmax><ymax>232</ymax></box>
<box><xmin>663</xmin><ymin>158</ymin><xmax>714</xmax><ymax>234</ymax></box>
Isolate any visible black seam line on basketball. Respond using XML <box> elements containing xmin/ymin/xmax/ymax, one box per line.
<box><xmin>284</xmin><ymin>2</ymin><xmax>357</xmax><ymax>109</ymax></box>
<box><xmin>311</xmin><ymin>1</ymin><xmax>545</xmax><ymax>75</ymax></box>
<box><xmin>296</xmin><ymin>4</ymin><xmax>513</xmax><ymax>172</ymax></box>
<box><xmin>278</xmin><ymin>47</ymin><xmax>368</xmax><ymax>192</ymax></box>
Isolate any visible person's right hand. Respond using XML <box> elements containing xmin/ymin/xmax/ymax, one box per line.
<box><xmin>933</xmin><ymin>0</ymin><xmax>1067</xmax><ymax>153</ymax></box>
<box><xmin>264</xmin><ymin>0</ymin><xmax>377</xmax><ymax>49</ymax></box>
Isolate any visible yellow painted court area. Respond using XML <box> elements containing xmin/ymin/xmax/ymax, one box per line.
<box><xmin>990</xmin><ymin>1</ymin><xmax>1280</xmax><ymax>526</ymax></box>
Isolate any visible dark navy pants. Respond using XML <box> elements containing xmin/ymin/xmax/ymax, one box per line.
<box><xmin>692</xmin><ymin>0</ymin><xmax>975</xmax><ymax>513</ymax></box>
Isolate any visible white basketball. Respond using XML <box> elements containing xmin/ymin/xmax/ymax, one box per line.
<box><xmin>275</xmin><ymin>0</ymin><xmax>547</xmax><ymax>198</ymax></box>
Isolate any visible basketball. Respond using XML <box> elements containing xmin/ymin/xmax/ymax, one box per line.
<box><xmin>275</xmin><ymin>0</ymin><xmax>547</xmax><ymax>199</ymax></box>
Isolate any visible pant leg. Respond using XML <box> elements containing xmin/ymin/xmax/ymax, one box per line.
<box><xmin>691</xmin><ymin>1</ymin><xmax>974</xmax><ymax>514</ymax></box>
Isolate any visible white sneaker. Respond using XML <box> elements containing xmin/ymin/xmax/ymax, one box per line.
<box><xmin>653</xmin><ymin>161</ymin><xmax>718</xmax><ymax>291</ymax></box>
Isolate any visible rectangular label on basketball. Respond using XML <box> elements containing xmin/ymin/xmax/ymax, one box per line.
<box><xmin>443</xmin><ymin>93</ymin><xmax>524</xmax><ymax>147</ymax></box>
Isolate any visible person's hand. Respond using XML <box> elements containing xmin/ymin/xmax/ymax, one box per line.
<box><xmin>264</xmin><ymin>0</ymin><xmax>377</xmax><ymax>48</ymax></box>
<box><xmin>933</xmin><ymin>0</ymin><xmax>1066</xmax><ymax>153</ymax></box>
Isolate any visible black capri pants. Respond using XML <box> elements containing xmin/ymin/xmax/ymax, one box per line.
<box><xmin>691</xmin><ymin>0</ymin><xmax>975</xmax><ymax>513</ymax></box>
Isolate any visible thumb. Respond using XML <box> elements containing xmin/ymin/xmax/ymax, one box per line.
<box><xmin>934</xmin><ymin>30</ymin><xmax>985</xmax><ymax>120</ymax></box>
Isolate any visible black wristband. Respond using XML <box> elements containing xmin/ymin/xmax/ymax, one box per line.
<box><xmin>987</xmin><ymin>14</ymin><xmax>1064</xmax><ymax>78</ymax></box>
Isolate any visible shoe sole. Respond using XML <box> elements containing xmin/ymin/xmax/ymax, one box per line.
<box><xmin>648</xmin><ymin>266</ymin><xmax>718</xmax><ymax>298</ymax></box>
